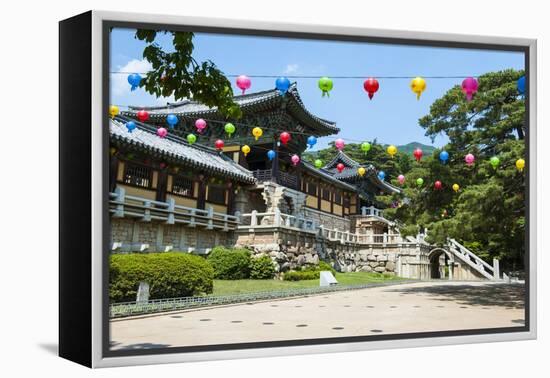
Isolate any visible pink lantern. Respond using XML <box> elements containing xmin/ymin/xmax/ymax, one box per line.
<box><xmin>465</xmin><ymin>153</ymin><xmax>475</xmax><ymax>166</ymax></box>
<box><xmin>236</xmin><ymin>75</ymin><xmax>251</xmax><ymax>95</ymax></box>
<box><xmin>398</xmin><ymin>174</ymin><xmax>405</xmax><ymax>185</ymax></box>
<box><xmin>195</xmin><ymin>118</ymin><xmax>207</xmax><ymax>133</ymax></box>
<box><xmin>461</xmin><ymin>77</ymin><xmax>478</xmax><ymax>101</ymax></box>
<box><xmin>335</xmin><ymin>138</ymin><xmax>345</xmax><ymax>151</ymax></box>
<box><xmin>157</xmin><ymin>127</ymin><xmax>168</xmax><ymax>138</ymax></box>
<box><xmin>291</xmin><ymin>154</ymin><xmax>300</xmax><ymax>166</ymax></box>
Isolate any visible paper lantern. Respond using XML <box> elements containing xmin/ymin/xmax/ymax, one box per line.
<box><xmin>280</xmin><ymin>132</ymin><xmax>291</xmax><ymax>145</ymax></box>
<box><xmin>517</xmin><ymin>76</ymin><xmax>526</xmax><ymax>95</ymax></box>
<box><xmin>398</xmin><ymin>174</ymin><xmax>405</xmax><ymax>185</ymax></box>
<box><xmin>314</xmin><ymin>159</ymin><xmax>323</xmax><ymax>169</ymax></box>
<box><xmin>439</xmin><ymin>151</ymin><xmax>449</xmax><ymax>164</ymax></box>
<box><xmin>357</xmin><ymin>167</ymin><xmax>366</xmax><ymax>177</ymax></box>
<box><xmin>452</xmin><ymin>183</ymin><xmax>460</xmax><ymax>192</ymax></box>
<box><xmin>410</xmin><ymin>76</ymin><xmax>426</xmax><ymax>100</ymax></box>
<box><xmin>275</xmin><ymin>77</ymin><xmax>291</xmax><ymax>93</ymax></box>
<box><xmin>516</xmin><ymin>158</ymin><xmax>525</xmax><ymax>172</ymax></box>
<box><xmin>434</xmin><ymin>180</ymin><xmax>442</xmax><ymax>190</ymax></box>
<box><xmin>335</xmin><ymin>138</ymin><xmax>345</xmax><ymax>151</ymax></box>
<box><xmin>363</xmin><ymin>77</ymin><xmax>379</xmax><ymax>100</ymax></box>
<box><xmin>336</xmin><ymin>163</ymin><xmax>345</xmax><ymax>173</ymax></box>
<box><xmin>413</xmin><ymin>148</ymin><xmax>423</xmax><ymax>162</ymax></box>
<box><xmin>291</xmin><ymin>154</ymin><xmax>300</xmax><ymax>166</ymax></box>
<box><xmin>465</xmin><ymin>153</ymin><xmax>475</xmax><ymax>166</ymax></box>
<box><xmin>241</xmin><ymin>145</ymin><xmax>251</xmax><ymax>157</ymax></box>
<box><xmin>490</xmin><ymin>156</ymin><xmax>500</xmax><ymax>170</ymax></box>
<box><xmin>157</xmin><ymin>127</ymin><xmax>168</xmax><ymax>138</ymax></box>
<box><xmin>109</xmin><ymin>105</ymin><xmax>119</xmax><ymax>119</ymax></box>
<box><xmin>127</xmin><ymin>73</ymin><xmax>142</xmax><ymax>91</ymax></box>
<box><xmin>318</xmin><ymin>76</ymin><xmax>333</xmax><ymax>97</ymax></box>
<box><xmin>462</xmin><ymin>77</ymin><xmax>478</xmax><ymax>101</ymax></box>
<box><xmin>224</xmin><ymin>123</ymin><xmax>236</xmax><ymax>137</ymax></box>
<box><xmin>125</xmin><ymin>121</ymin><xmax>136</xmax><ymax>133</ymax></box>
<box><xmin>387</xmin><ymin>145</ymin><xmax>397</xmax><ymax>158</ymax></box>
<box><xmin>378</xmin><ymin>171</ymin><xmax>386</xmax><ymax>181</ymax></box>
<box><xmin>166</xmin><ymin>114</ymin><xmax>178</xmax><ymax>129</ymax></box>
<box><xmin>416</xmin><ymin>177</ymin><xmax>424</xmax><ymax>187</ymax></box>
<box><xmin>267</xmin><ymin>150</ymin><xmax>276</xmax><ymax>161</ymax></box>
<box><xmin>236</xmin><ymin>75</ymin><xmax>251</xmax><ymax>95</ymax></box>
<box><xmin>252</xmin><ymin>127</ymin><xmax>263</xmax><ymax>140</ymax></box>
<box><xmin>137</xmin><ymin>110</ymin><xmax>149</xmax><ymax>122</ymax></box>
<box><xmin>215</xmin><ymin>139</ymin><xmax>225</xmax><ymax>150</ymax></box>
<box><xmin>194</xmin><ymin>118</ymin><xmax>207</xmax><ymax>133</ymax></box>
<box><xmin>187</xmin><ymin>133</ymin><xmax>197</xmax><ymax>144</ymax></box>
<box><xmin>307</xmin><ymin>136</ymin><xmax>317</xmax><ymax>149</ymax></box>
<box><xmin>361</xmin><ymin>142</ymin><xmax>371</xmax><ymax>154</ymax></box>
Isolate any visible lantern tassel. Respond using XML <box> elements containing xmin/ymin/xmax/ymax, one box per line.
<box><xmin>416</xmin><ymin>92</ymin><xmax>421</xmax><ymax>100</ymax></box>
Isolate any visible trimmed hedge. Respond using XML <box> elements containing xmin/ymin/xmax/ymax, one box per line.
<box><xmin>249</xmin><ymin>255</ymin><xmax>276</xmax><ymax>279</ymax></box>
<box><xmin>283</xmin><ymin>260</ymin><xmax>337</xmax><ymax>281</ymax></box>
<box><xmin>207</xmin><ymin>247</ymin><xmax>252</xmax><ymax>280</ymax></box>
<box><xmin>110</xmin><ymin>252</ymin><xmax>214</xmax><ymax>303</ymax></box>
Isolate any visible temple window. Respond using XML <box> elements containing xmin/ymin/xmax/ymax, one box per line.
<box><xmin>122</xmin><ymin>162</ymin><xmax>152</xmax><ymax>188</ymax></box>
<box><xmin>171</xmin><ymin>175</ymin><xmax>195</xmax><ymax>198</ymax></box>
<box><xmin>334</xmin><ymin>190</ymin><xmax>342</xmax><ymax>205</ymax></box>
<box><xmin>307</xmin><ymin>182</ymin><xmax>318</xmax><ymax>196</ymax></box>
<box><xmin>207</xmin><ymin>185</ymin><xmax>226</xmax><ymax>205</ymax></box>
<box><xmin>322</xmin><ymin>187</ymin><xmax>331</xmax><ymax>201</ymax></box>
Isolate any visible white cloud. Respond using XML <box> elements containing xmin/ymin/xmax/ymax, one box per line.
<box><xmin>111</xmin><ymin>59</ymin><xmax>152</xmax><ymax>97</ymax></box>
<box><xmin>283</xmin><ymin>64</ymin><xmax>299</xmax><ymax>74</ymax></box>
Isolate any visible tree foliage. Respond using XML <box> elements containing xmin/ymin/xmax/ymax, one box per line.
<box><xmin>135</xmin><ymin>29</ymin><xmax>241</xmax><ymax>118</ymax></box>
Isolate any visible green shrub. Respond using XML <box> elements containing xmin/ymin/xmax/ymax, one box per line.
<box><xmin>249</xmin><ymin>255</ymin><xmax>276</xmax><ymax>279</ymax></box>
<box><xmin>207</xmin><ymin>246</ymin><xmax>252</xmax><ymax>280</ymax></box>
<box><xmin>283</xmin><ymin>260</ymin><xmax>336</xmax><ymax>281</ymax></box>
<box><xmin>109</xmin><ymin>252</ymin><xmax>214</xmax><ymax>303</ymax></box>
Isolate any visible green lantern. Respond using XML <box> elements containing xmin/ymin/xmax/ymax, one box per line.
<box><xmin>490</xmin><ymin>156</ymin><xmax>500</xmax><ymax>170</ymax></box>
<box><xmin>318</xmin><ymin>76</ymin><xmax>333</xmax><ymax>97</ymax></box>
<box><xmin>224</xmin><ymin>123</ymin><xmax>236</xmax><ymax>137</ymax></box>
<box><xmin>314</xmin><ymin>159</ymin><xmax>323</xmax><ymax>169</ymax></box>
<box><xmin>187</xmin><ymin>133</ymin><xmax>197</xmax><ymax>144</ymax></box>
<box><xmin>416</xmin><ymin>177</ymin><xmax>424</xmax><ymax>187</ymax></box>
<box><xmin>361</xmin><ymin>142</ymin><xmax>371</xmax><ymax>154</ymax></box>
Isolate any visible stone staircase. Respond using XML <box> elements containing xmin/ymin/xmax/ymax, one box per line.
<box><xmin>447</xmin><ymin>238</ymin><xmax>500</xmax><ymax>280</ymax></box>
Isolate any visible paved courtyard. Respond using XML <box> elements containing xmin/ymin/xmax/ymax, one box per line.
<box><xmin>110</xmin><ymin>281</ymin><xmax>525</xmax><ymax>351</ymax></box>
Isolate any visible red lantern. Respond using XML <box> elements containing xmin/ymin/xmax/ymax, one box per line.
<box><xmin>413</xmin><ymin>148</ymin><xmax>423</xmax><ymax>162</ymax></box>
<box><xmin>137</xmin><ymin>110</ymin><xmax>149</xmax><ymax>122</ymax></box>
<box><xmin>215</xmin><ymin>139</ymin><xmax>224</xmax><ymax>150</ymax></box>
<box><xmin>363</xmin><ymin>77</ymin><xmax>380</xmax><ymax>100</ymax></box>
<box><xmin>336</xmin><ymin>163</ymin><xmax>345</xmax><ymax>173</ymax></box>
<box><xmin>280</xmin><ymin>132</ymin><xmax>291</xmax><ymax>145</ymax></box>
<box><xmin>434</xmin><ymin>180</ymin><xmax>442</xmax><ymax>190</ymax></box>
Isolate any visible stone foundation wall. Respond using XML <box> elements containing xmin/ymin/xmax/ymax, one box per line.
<box><xmin>304</xmin><ymin>208</ymin><xmax>350</xmax><ymax>230</ymax></box>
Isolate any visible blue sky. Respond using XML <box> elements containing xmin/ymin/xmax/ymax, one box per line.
<box><xmin>110</xmin><ymin>28</ymin><xmax>524</xmax><ymax>149</ymax></box>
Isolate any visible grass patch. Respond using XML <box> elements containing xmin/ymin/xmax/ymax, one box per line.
<box><xmin>213</xmin><ymin>272</ymin><xmax>404</xmax><ymax>296</ymax></box>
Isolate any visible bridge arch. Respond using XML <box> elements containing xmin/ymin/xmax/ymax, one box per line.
<box><xmin>428</xmin><ymin>248</ymin><xmax>454</xmax><ymax>280</ymax></box>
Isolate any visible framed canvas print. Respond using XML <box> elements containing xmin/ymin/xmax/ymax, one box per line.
<box><xmin>59</xmin><ymin>10</ymin><xmax>537</xmax><ymax>368</ymax></box>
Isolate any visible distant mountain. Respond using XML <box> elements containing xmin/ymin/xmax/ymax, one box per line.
<box><xmin>393</xmin><ymin>142</ymin><xmax>437</xmax><ymax>155</ymax></box>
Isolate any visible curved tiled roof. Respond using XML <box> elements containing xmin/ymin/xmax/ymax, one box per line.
<box><xmin>109</xmin><ymin>117</ymin><xmax>255</xmax><ymax>184</ymax></box>
<box><xmin>123</xmin><ymin>83</ymin><xmax>338</xmax><ymax>136</ymax></box>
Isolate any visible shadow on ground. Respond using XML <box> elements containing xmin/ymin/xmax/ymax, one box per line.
<box><xmin>38</xmin><ymin>343</ymin><xmax>58</xmax><ymax>355</ymax></box>
<box><xmin>110</xmin><ymin>340</ymin><xmax>171</xmax><ymax>351</ymax></box>
<box><xmin>386</xmin><ymin>283</ymin><xmax>525</xmax><ymax>309</ymax></box>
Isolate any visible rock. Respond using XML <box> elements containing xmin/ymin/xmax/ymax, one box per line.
<box><xmin>296</xmin><ymin>255</ymin><xmax>306</xmax><ymax>266</ymax></box>
<box><xmin>387</xmin><ymin>254</ymin><xmax>397</xmax><ymax>262</ymax></box>
<box><xmin>361</xmin><ymin>265</ymin><xmax>373</xmax><ymax>272</ymax></box>
<box><xmin>280</xmin><ymin>262</ymin><xmax>291</xmax><ymax>272</ymax></box>
<box><xmin>367</xmin><ymin>254</ymin><xmax>377</xmax><ymax>261</ymax></box>
<box><xmin>374</xmin><ymin>266</ymin><xmax>386</xmax><ymax>273</ymax></box>
<box><xmin>386</xmin><ymin>261</ymin><xmax>396</xmax><ymax>272</ymax></box>
<box><xmin>369</xmin><ymin>261</ymin><xmax>379</xmax><ymax>268</ymax></box>
<box><xmin>377</xmin><ymin>255</ymin><xmax>388</xmax><ymax>262</ymax></box>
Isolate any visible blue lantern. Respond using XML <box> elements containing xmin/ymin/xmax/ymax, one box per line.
<box><xmin>378</xmin><ymin>171</ymin><xmax>386</xmax><ymax>181</ymax></box>
<box><xmin>127</xmin><ymin>73</ymin><xmax>142</xmax><ymax>91</ymax></box>
<box><xmin>166</xmin><ymin>114</ymin><xmax>179</xmax><ymax>129</ymax></box>
<box><xmin>275</xmin><ymin>77</ymin><xmax>291</xmax><ymax>93</ymax></box>
<box><xmin>517</xmin><ymin>76</ymin><xmax>525</xmax><ymax>95</ymax></box>
<box><xmin>439</xmin><ymin>151</ymin><xmax>449</xmax><ymax>164</ymax></box>
<box><xmin>307</xmin><ymin>136</ymin><xmax>317</xmax><ymax>149</ymax></box>
<box><xmin>267</xmin><ymin>150</ymin><xmax>276</xmax><ymax>161</ymax></box>
<box><xmin>126</xmin><ymin>121</ymin><xmax>137</xmax><ymax>133</ymax></box>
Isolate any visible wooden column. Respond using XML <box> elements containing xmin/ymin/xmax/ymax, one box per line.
<box><xmin>156</xmin><ymin>168</ymin><xmax>168</xmax><ymax>202</ymax></box>
<box><xmin>330</xmin><ymin>187</ymin><xmax>334</xmax><ymax>214</ymax></box>
<box><xmin>271</xmin><ymin>138</ymin><xmax>279</xmax><ymax>183</ymax></box>
<box><xmin>197</xmin><ymin>174</ymin><xmax>207</xmax><ymax>210</ymax></box>
<box><xmin>227</xmin><ymin>181</ymin><xmax>235</xmax><ymax>215</ymax></box>
<box><xmin>109</xmin><ymin>154</ymin><xmax>119</xmax><ymax>193</ymax></box>
<box><xmin>317</xmin><ymin>181</ymin><xmax>322</xmax><ymax>210</ymax></box>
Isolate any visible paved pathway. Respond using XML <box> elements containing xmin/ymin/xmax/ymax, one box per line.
<box><xmin>110</xmin><ymin>281</ymin><xmax>525</xmax><ymax>351</ymax></box>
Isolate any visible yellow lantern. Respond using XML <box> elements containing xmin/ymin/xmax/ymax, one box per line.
<box><xmin>241</xmin><ymin>145</ymin><xmax>251</xmax><ymax>157</ymax></box>
<box><xmin>252</xmin><ymin>127</ymin><xmax>263</xmax><ymax>141</ymax></box>
<box><xmin>516</xmin><ymin>158</ymin><xmax>525</xmax><ymax>172</ymax></box>
<box><xmin>410</xmin><ymin>77</ymin><xmax>426</xmax><ymax>100</ymax></box>
<box><xmin>109</xmin><ymin>105</ymin><xmax>119</xmax><ymax>119</ymax></box>
<box><xmin>109</xmin><ymin>147</ymin><xmax>117</xmax><ymax>156</ymax></box>
<box><xmin>357</xmin><ymin>167</ymin><xmax>366</xmax><ymax>177</ymax></box>
<box><xmin>387</xmin><ymin>145</ymin><xmax>397</xmax><ymax>158</ymax></box>
<box><xmin>452</xmin><ymin>183</ymin><xmax>460</xmax><ymax>192</ymax></box>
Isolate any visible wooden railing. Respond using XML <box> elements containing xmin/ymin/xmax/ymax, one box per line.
<box><xmin>110</xmin><ymin>187</ymin><xmax>239</xmax><ymax>231</ymax></box>
<box><xmin>252</xmin><ymin>169</ymin><xmax>298</xmax><ymax>189</ymax></box>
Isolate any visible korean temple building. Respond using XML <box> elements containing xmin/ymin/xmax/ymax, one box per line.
<box><xmin>109</xmin><ymin>84</ymin><xmax>501</xmax><ymax>281</ymax></box>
